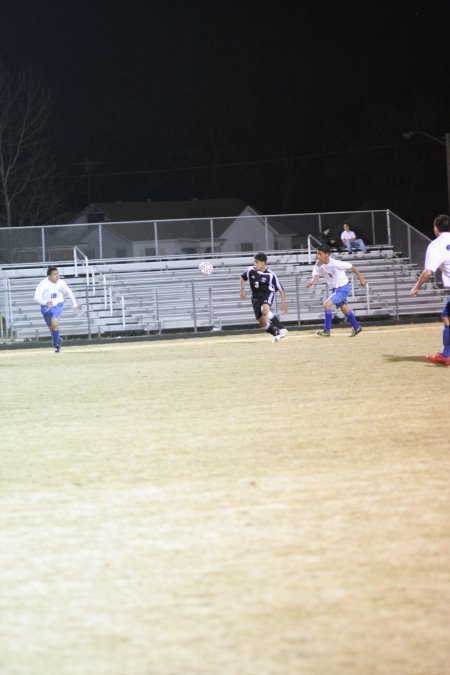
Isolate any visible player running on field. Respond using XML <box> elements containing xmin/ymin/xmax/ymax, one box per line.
<box><xmin>34</xmin><ymin>266</ymin><xmax>78</xmax><ymax>353</ymax></box>
<box><xmin>240</xmin><ymin>252</ymin><xmax>288</xmax><ymax>343</ymax></box>
<box><xmin>410</xmin><ymin>214</ymin><xmax>450</xmax><ymax>365</ymax></box>
<box><xmin>306</xmin><ymin>244</ymin><xmax>366</xmax><ymax>337</ymax></box>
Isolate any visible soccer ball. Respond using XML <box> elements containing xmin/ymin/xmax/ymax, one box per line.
<box><xmin>198</xmin><ymin>260</ymin><xmax>213</xmax><ymax>276</ymax></box>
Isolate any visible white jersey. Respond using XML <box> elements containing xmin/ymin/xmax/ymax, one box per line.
<box><xmin>34</xmin><ymin>278</ymin><xmax>78</xmax><ymax>308</ymax></box>
<box><xmin>424</xmin><ymin>232</ymin><xmax>450</xmax><ymax>288</ymax></box>
<box><xmin>341</xmin><ymin>230</ymin><xmax>356</xmax><ymax>242</ymax></box>
<box><xmin>312</xmin><ymin>257</ymin><xmax>352</xmax><ymax>289</ymax></box>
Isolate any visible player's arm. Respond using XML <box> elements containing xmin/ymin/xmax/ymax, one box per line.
<box><xmin>351</xmin><ymin>264</ymin><xmax>366</xmax><ymax>286</ymax></box>
<box><xmin>306</xmin><ymin>274</ymin><xmax>320</xmax><ymax>288</ymax></box>
<box><xmin>410</xmin><ymin>268</ymin><xmax>433</xmax><ymax>296</ymax></box>
<box><xmin>240</xmin><ymin>275</ymin><xmax>247</xmax><ymax>300</ymax></box>
<box><xmin>34</xmin><ymin>284</ymin><xmax>48</xmax><ymax>306</ymax></box>
<box><xmin>61</xmin><ymin>281</ymin><xmax>79</xmax><ymax>312</ymax></box>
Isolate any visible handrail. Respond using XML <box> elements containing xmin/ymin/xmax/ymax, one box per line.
<box><xmin>350</xmin><ymin>276</ymin><xmax>371</xmax><ymax>312</ymax></box>
<box><xmin>307</xmin><ymin>234</ymin><xmax>321</xmax><ymax>264</ymax></box>
<box><xmin>108</xmin><ymin>286</ymin><xmax>126</xmax><ymax>328</ymax></box>
<box><xmin>73</xmin><ymin>246</ymin><xmax>89</xmax><ymax>283</ymax></box>
<box><xmin>74</xmin><ymin>246</ymin><xmax>126</xmax><ymax>328</ymax></box>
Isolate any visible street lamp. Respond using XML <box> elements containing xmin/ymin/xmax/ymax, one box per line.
<box><xmin>402</xmin><ymin>130</ymin><xmax>450</xmax><ymax>214</ymax></box>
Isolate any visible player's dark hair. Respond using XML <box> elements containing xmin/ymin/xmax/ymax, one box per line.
<box><xmin>317</xmin><ymin>244</ymin><xmax>331</xmax><ymax>254</ymax></box>
<box><xmin>254</xmin><ymin>252</ymin><xmax>267</xmax><ymax>262</ymax></box>
<box><xmin>47</xmin><ymin>266</ymin><xmax>58</xmax><ymax>276</ymax></box>
<box><xmin>434</xmin><ymin>214</ymin><xmax>450</xmax><ymax>232</ymax></box>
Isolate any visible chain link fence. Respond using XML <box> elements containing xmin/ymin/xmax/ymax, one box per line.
<box><xmin>0</xmin><ymin>210</ymin><xmax>392</xmax><ymax>265</ymax></box>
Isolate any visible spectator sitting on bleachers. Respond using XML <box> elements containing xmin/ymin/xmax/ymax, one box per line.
<box><xmin>319</xmin><ymin>227</ymin><xmax>342</xmax><ymax>252</ymax></box>
<box><xmin>341</xmin><ymin>223</ymin><xmax>367</xmax><ymax>253</ymax></box>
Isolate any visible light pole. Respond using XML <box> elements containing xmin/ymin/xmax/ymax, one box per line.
<box><xmin>403</xmin><ymin>130</ymin><xmax>450</xmax><ymax>214</ymax></box>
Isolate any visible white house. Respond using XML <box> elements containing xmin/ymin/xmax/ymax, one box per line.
<box><xmin>60</xmin><ymin>198</ymin><xmax>295</xmax><ymax>259</ymax></box>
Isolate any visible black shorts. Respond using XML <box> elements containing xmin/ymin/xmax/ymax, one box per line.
<box><xmin>252</xmin><ymin>296</ymin><xmax>272</xmax><ymax>319</ymax></box>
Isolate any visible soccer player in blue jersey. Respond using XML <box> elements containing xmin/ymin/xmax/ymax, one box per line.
<box><xmin>306</xmin><ymin>244</ymin><xmax>366</xmax><ymax>337</ymax></box>
<box><xmin>34</xmin><ymin>266</ymin><xmax>78</xmax><ymax>352</ymax></box>
<box><xmin>240</xmin><ymin>252</ymin><xmax>288</xmax><ymax>343</ymax></box>
<box><xmin>410</xmin><ymin>214</ymin><xmax>450</xmax><ymax>365</ymax></box>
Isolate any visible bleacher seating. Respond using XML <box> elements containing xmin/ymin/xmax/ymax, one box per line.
<box><xmin>0</xmin><ymin>246</ymin><xmax>447</xmax><ymax>341</ymax></box>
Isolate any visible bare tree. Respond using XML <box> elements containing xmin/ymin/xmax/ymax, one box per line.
<box><xmin>0</xmin><ymin>60</ymin><xmax>62</xmax><ymax>227</ymax></box>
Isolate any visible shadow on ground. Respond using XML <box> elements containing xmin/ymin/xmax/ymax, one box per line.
<box><xmin>384</xmin><ymin>355</ymin><xmax>429</xmax><ymax>364</ymax></box>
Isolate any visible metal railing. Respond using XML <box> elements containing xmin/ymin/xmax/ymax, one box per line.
<box><xmin>307</xmin><ymin>234</ymin><xmax>322</xmax><ymax>263</ymax></box>
<box><xmin>74</xmin><ymin>245</ymin><xmax>126</xmax><ymax>329</ymax></box>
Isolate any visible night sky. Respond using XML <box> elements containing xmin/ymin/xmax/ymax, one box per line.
<box><xmin>1</xmin><ymin>0</ymin><xmax>449</xmax><ymax>231</ymax></box>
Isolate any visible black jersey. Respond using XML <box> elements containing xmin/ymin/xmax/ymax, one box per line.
<box><xmin>241</xmin><ymin>266</ymin><xmax>284</xmax><ymax>299</ymax></box>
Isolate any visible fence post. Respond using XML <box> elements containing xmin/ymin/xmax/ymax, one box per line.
<box><xmin>386</xmin><ymin>210</ymin><xmax>391</xmax><ymax>246</ymax></box>
<box><xmin>208</xmin><ymin>286</ymin><xmax>214</xmax><ymax>325</ymax></box>
<box><xmin>191</xmin><ymin>281</ymin><xmax>197</xmax><ymax>333</ymax></box>
<box><xmin>210</xmin><ymin>219</ymin><xmax>214</xmax><ymax>255</ymax></box>
<box><xmin>393</xmin><ymin>268</ymin><xmax>399</xmax><ymax>320</ymax></box>
<box><xmin>7</xmin><ymin>278</ymin><xmax>13</xmax><ymax>339</ymax></box>
<box><xmin>84</xmin><ymin>286</ymin><xmax>92</xmax><ymax>339</ymax></box>
<box><xmin>407</xmin><ymin>225</ymin><xmax>412</xmax><ymax>261</ymax></box>
<box><xmin>41</xmin><ymin>227</ymin><xmax>46</xmax><ymax>263</ymax></box>
<box><xmin>371</xmin><ymin>211</ymin><xmax>376</xmax><ymax>245</ymax></box>
<box><xmin>99</xmin><ymin>224</ymin><xmax>103</xmax><ymax>260</ymax></box>
<box><xmin>264</xmin><ymin>217</ymin><xmax>269</xmax><ymax>251</ymax></box>
<box><xmin>154</xmin><ymin>288</ymin><xmax>159</xmax><ymax>324</ymax></box>
<box><xmin>154</xmin><ymin>222</ymin><xmax>159</xmax><ymax>257</ymax></box>
<box><xmin>295</xmin><ymin>274</ymin><xmax>301</xmax><ymax>326</ymax></box>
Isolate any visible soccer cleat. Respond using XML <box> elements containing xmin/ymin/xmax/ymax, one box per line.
<box><xmin>317</xmin><ymin>330</ymin><xmax>330</xmax><ymax>337</ymax></box>
<box><xmin>272</xmin><ymin>333</ymin><xmax>281</xmax><ymax>343</ymax></box>
<box><xmin>427</xmin><ymin>353</ymin><xmax>450</xmax><ymax>366</ymax></box>
<box><xmin>279</xmin><ymin>328</ymin><xmax>288</xmax><ymax>339</ymax></box>
<box><xmin>349</xmin><ymin>327</ymin><xmax>362</xmax><ymax>337</ymax></box>
<box><xmin>54</xmin><ymin>343</ymin><xmax>61</xmax><ymax>353</ymax></box>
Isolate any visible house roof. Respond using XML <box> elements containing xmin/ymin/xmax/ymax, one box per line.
<box><xmin>79</xmin><ymin>198</ymin><xmax>253</xmax><ymax>222</ymax></box>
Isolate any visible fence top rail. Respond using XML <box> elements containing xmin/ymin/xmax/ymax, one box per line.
<box><xmin>0</xmin><ymin>209</ymin><xmax>389</xmax><ymax>231</ymax></box>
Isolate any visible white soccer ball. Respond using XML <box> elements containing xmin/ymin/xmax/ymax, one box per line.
<box><xmin>198</xmin><ymin>260</ymin><xmax>213</xmax><ymax>276</ymax></box>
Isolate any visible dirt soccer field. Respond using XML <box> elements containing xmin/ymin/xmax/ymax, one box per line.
<box><xmin>1</xmin><ymin>323</ymin><xmax>449</xmax><ymax>675</ymax></box>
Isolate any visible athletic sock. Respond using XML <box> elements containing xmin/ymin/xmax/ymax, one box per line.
<box><xmin>346</xmin><ymin>311</ymin><xmax>359</xmax><ymax>329</ymax></box>
<box><xmin>266</xmin><ymin>324</ymin><xmax>279</xmax><ymax>336</ymax></box>
<box><xmin>325</xmin><ymin>309</ymin><xmax>332</xmax><ymax>332</ymax></box>
<box><xmin>51</xmin><ymin>329</ymin><xmax>60</xmax><ymax>346</ymax></box>
<box><xmin>271</xmin><ymin>314</ymin><xmax>283</xmax><ymax>329</ymax></box>
<box><xmin>442</xmin><ymin>326</ymin><xmax>450</xmax><ymax>357</ymax></box>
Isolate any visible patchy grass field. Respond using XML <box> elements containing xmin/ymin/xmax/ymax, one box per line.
<box><xmin>1</xmin><ymin>323</ymin><xmax>449</xmax><ymax>675</ymax></box>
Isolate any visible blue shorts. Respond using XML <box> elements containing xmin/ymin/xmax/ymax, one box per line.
<box><xmin>329</xmin><ymin>283</ymin><xmax>351</xmax><ymax>307</ymax></box>
<box><xmin>442</xmin><ymin>296</ymin><xmax>450</xmax><ymax>318</ymax></box>
<box><xmin>41</xmin><ymin>302</ymin><xmax>64</xmax><ymax>326</ymax></box>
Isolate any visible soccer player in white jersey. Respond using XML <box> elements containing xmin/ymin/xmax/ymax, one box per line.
<box><xmin>410</xmin><ymin>214</ymin><xmax>450</xmax><ymax>366</ymax></box>
<box><xmin>306</xmin><ymin>244</ymin><xmax>366</xmax><ymax>337</ymax></box>
<box><xmin>240</xmin><ymin>252</ymin><xmax>288</xmax><ymax>343</ymax></box>
<box><xmin>34</xmin><ymin>266</ymin><xmax>78</xmax><ymax>352</ymax></box>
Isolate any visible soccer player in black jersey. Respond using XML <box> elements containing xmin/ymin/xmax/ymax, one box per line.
<box><xmin>240</xmin><ymin>252</ymin><xmax>288</xmax><ymax>342</ymax></box>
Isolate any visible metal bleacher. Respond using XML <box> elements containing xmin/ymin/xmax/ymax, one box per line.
<box><xmin>1</xmin><ymin>246</ymin><xmax>447</xmax><ymax>342</ymax></box>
